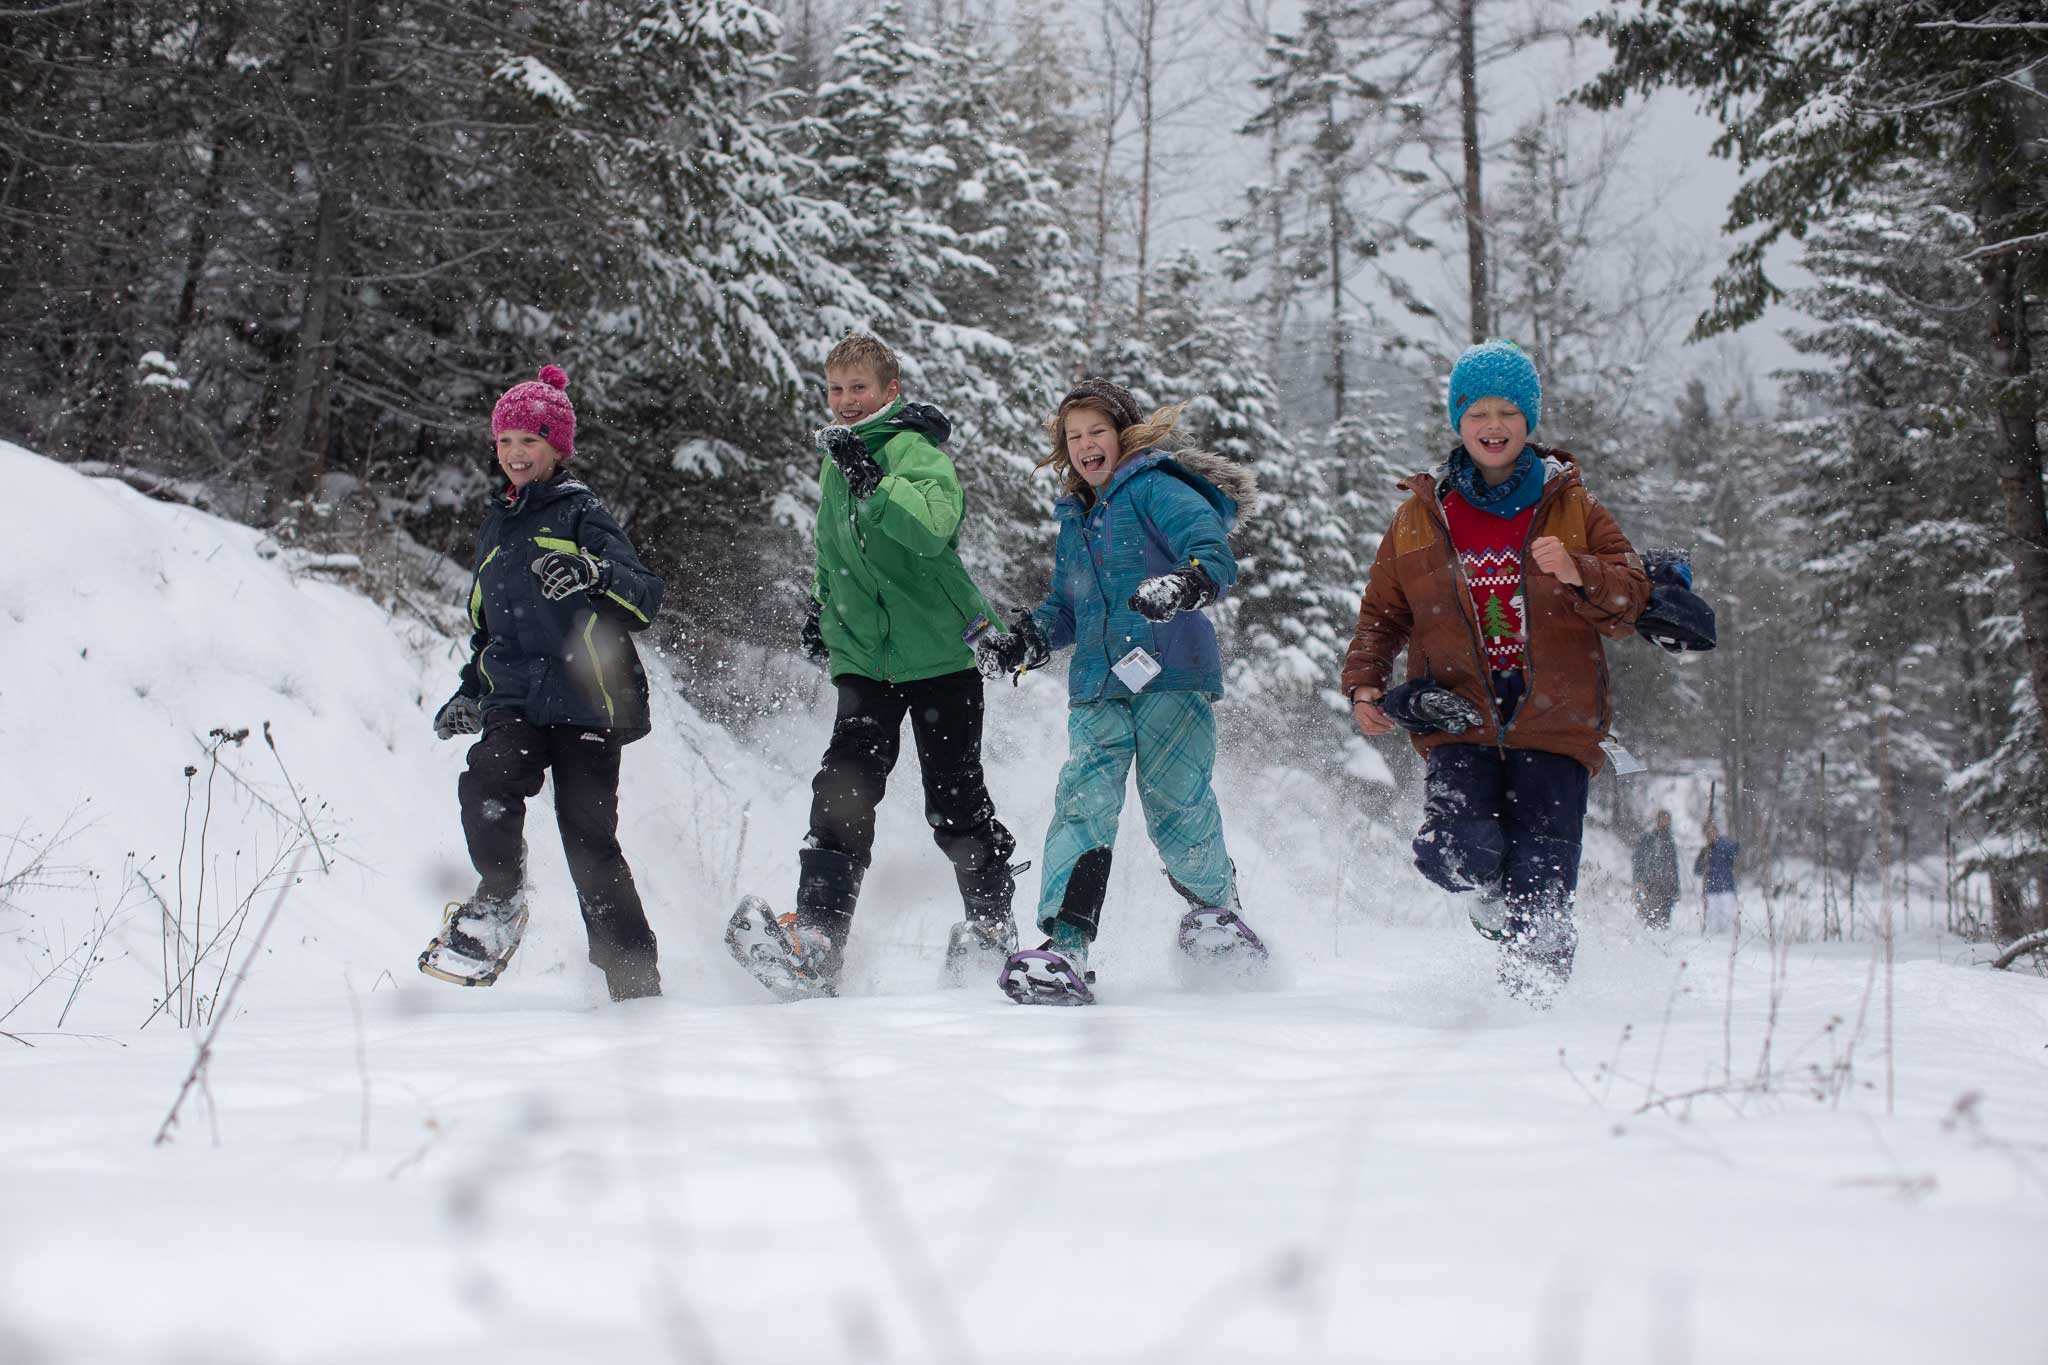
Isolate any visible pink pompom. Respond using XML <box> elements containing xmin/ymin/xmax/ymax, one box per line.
<box><xmin>538</xmin><ymin>364</ymin><xmax>568</xmax><ymax>390</ymax></box>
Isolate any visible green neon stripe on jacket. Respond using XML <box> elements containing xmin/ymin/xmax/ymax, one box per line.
<box><xmin>603</xmin><ymin>589</ymin><xmax>649</xmax><ymax>624</ymax></box>
<box><xmin>583</xmin><ymin>614</ymin><xmax>615</xmax><ymax>725</ymax></box>
<box><xmin>534</xmin><ymin>535</ymin><xmax>579</xmax><ymax>554</ymax></box>
<box><xmin>469</xmin><ymin>544</ymin><xmax>503</xmax><ymax>629</ymax></box>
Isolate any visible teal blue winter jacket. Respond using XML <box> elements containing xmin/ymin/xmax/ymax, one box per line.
<box><xmin>1029</xmin><ymin>448</ymin><xmax>1254</xmax><ymax>702</ymax></box>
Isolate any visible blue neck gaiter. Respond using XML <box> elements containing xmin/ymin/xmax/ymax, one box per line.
<box><xmin>1447</xmin><ymin>445</ymin><xmax>1543</xmax><ymax>519</ymax></box>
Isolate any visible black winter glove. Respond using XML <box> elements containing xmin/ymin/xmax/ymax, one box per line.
<box><xmin>531</xmin><ymin>549</ymin><xmax>610</xmax><ymax>602</ymax></box>
<box><xmin>884</xmin><ymin>402</ymin><xmax>952</xmax><ymax>446</ymax></box>
<box><xmin>1128</xmin><ymin>562</ymin><xmax>1218</xmax><ymax>622</ymax></box>
<box><xmin>973</xmin><ymin>612</ymin><xmax>1052</xmax><ymax>683</ymax></box>
<box><xmin>801</xmin><ymin>598</ymin><xmax>830</xmax><ymax>668</ymax></box>
<box><xmin>818</xmin><ymin>425</ymin><xmax>884</xmax><ymax>500</ymax></box>
<box><xmin>433</xmin><ymin>691</ymin><xmax>483</xmax><ymax>741</ymax></box>
<box><xmin>1380</xmin><ymin>678</ymin><xmax>1484</xmax><ymax>736</ymax></box>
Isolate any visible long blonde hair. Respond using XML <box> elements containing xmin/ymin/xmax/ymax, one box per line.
<box><xmin>1039</xmin><ymin>398</ymin><xmax>1188</xmax><ymax>505</ymax></box>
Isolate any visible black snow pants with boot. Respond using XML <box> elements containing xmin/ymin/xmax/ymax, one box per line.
<box><xmin>798</xmin><ymin>669</ymin><xmax>1016</xmax><ymax>956</ymax></box>
<box><xmin>459</xmin><ymin>715</ymin><xmax>660</xmax><ymax>996</ymax></box>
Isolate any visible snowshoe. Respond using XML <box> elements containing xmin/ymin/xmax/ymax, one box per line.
<box><xmin>944</xmin><ymin>916</ymin><xmax>1017</xmax><ymax>988</ymax></box>
<box><xmin>1175</xmin><ymin>905</ymin><xmax>1271</xmax><ymax>966</ymax></box>
<box><xmin>725</xmin><ymin>895</ymin><xmax>840</xmax><ymax>1000</ymax></box>
<box><xmin>1498</xmin><ymin>909</ymin><xmax>1574</xmax><ymax>1007</ymax></box>
<box><xmin>418</xmin><ymin>892</ymin><xmax>529</xmax><ymax>988</ymax></box>
<box><xmin>999</xmin><ymin>944</ymin><xmax>1096</xmax><ymax>1006</ymax></box>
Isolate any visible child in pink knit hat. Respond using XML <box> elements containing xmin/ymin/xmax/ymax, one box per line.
<box><xmin>491</xmin><ymin>364</ymin><xmax>577</xmax><ymax>460</ymax></box>
<box><xmin>420</xmin><ymin>365</ymin><xmax>668</xmax><ymax>1002</ymax></box>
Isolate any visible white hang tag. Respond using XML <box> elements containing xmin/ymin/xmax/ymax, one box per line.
<box><xmin>1111</xmin><ymin>647</ymin><xmax>1162</xmax><ymax>692</ymax></box>
<box><xmin>1600</xmin><ymin>739</ymin><xmax>1647</xmax><ymax>775</ymax></box>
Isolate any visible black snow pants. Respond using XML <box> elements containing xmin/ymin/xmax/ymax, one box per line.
<box><xmin>807</xmin><ymin>668</ymin><xmax>1013</xmax><ymax>877</ymax></box>
<box><xmin>458</xmin><ymin>714</ymin><xmax>657</xmax><ymax>972</ymax></box>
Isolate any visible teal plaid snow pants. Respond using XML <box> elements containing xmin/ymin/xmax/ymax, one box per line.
<box><xmin>1035</xmin><ymin>691</ymin><xmax>1235</xmax><ymax>929</ymax></box>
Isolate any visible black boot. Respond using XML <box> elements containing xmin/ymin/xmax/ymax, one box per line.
<box><xmin>794</xmin><ymin>846</ymin><xmax>864</xmax><ymax>993</ymax></box>
<box><xmin>602</xmin><ymin>954</ymin><xmax>662</xmax><ymax>1002</ymax></box>
<box><xmin>944</xmin><ymin>829</ymin><xmax>1023</xmax><ymax>986</ymax></box>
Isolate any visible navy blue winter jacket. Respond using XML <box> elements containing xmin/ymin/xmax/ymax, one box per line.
<box><xmin>1030</xmin><ymin>448</ymin><xmax>1254</xmax><ymax>702</ymax></box>
<box><xmin>457</xmin><ymin>472</ymin><xmax>664</xmax><ymax>741</ymax></box>
<box><xmin>1694</xmin><ymin>837</ymin><xmax>1741</xmax><ymax>894</ymax></box>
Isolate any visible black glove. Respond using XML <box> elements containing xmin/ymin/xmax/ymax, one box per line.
<box><xmin>801</xmin><ymin>598</ymin><xmax>830</xmax><ymax>668</ymax></box>
<box><xmin>1636</xmin><ymin>584</ymin><xmax>1718</xmax><ymax>653</ymax></box>
<box><xmin>973</xmin><ymin>612</ymin><xmax>1052</xmax><ymax>683</ymax></box>
<box><xmin>885</xmin><ymin>402</ymin><xmax>952</xmax><ymax>445</ymax></box>
<box><xmin>433</xmin><ymin>691</ymin><xmax>483</xmax><ymax>741</ymax></box>
<box><xmin>531</xmin><ymin>549</ymin><xmax>610</xmax><ymax>602</ymax></box>
<box><xmin>818</xmin><ymin>425</ymin><xmax>884</xmax><ymax>500</ymax></box>
<box><xmin>1128</xmin><ymin>562</ymin><xmax>1218</xmax><ymax>622</ymax></box>
<box><xmin>1380</xmin><ymin>678</ymin><xmax>1484</xmax><ymax>736</ymax></box>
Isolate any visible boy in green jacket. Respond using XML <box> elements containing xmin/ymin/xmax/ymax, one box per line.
<box><xmin>725</xmin><ymin>333</ymin><xmax>1020</xmax><ymax>997</ymax></box>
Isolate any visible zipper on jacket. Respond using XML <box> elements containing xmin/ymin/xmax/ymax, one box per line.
<box><xmin>1432</xmin><ymin>471</ymin><xmax>1567</xmax><ymax>755</ymax></box>
<box><xmin>1427</xmin><ymin>486</ymin><xmax>1509</xmax><ymax>755</ymax></box>
<box><xmin>1082</xmin><ymin>502</ymin><xmax>1120</xmax><ymax>700</ymax></box>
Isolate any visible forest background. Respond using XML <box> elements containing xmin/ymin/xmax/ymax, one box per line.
<box><xmin>4</xmin><ymin>0</ymin><xmax>2046</xmax><ymax>944</ymax></box>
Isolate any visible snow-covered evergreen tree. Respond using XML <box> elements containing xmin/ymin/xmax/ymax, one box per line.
<box><xmin>795</xmin><ymin>3</ymin><xmax>1086</xmax><ymax>594</ymax></box>
<box><xmin>1775</xmin><ymin>170</ymin><xmax>2025</xmax><ymax>862</ymax></box>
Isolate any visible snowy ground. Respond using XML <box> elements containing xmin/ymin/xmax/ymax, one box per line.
<box><xmin>4</xmin><ymin>444</ymin><xmax>2046</xmax><ymax>1364</ymax></box>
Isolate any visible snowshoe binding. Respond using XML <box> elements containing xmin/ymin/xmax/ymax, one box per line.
<box><xmin>725</xmin><ymin>895</ymin><xmax>840</xmax><ymax>1001</ymax></box>
<box><xmin>999</xmin><ymin>943</ymin><xmax>1096</xmax><ymax>1006</ymax></box>
<box><xmin>418</xmin><ymin>891</ymin><xmax>530</xmax><ymax>987</ymax></box>
<box><xmin>944</xmin><ymin>916</ymin><xmax>1018</xmax><ymax>988</ymax></box>
<box><xmin>1175</xmin><ymin>905</ymin><xmax>1271</xmax><ymax>969</ymax></box>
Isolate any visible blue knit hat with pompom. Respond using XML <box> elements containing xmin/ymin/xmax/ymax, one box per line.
<box><xmin>1446</xmin><ymin>340</ymin><xmax>1541</xmax><ymax>434</ymax></box>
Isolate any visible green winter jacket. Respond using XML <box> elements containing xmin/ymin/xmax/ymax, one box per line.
<box><xmin>812</xmin><ymin>399</ymin><xmax>997</xmax><ymax>684</ymax></box>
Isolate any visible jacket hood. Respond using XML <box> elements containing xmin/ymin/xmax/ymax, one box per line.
<box><xmin>1057</xmin><ymin>446</ymin><xmax>1260</xmax><ymax>533</ymax></box>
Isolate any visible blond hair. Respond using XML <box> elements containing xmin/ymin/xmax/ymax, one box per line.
<box><xmin>1038</xmin><ymin>398</ymin><xmax>1187</xmax><ymax>505</ymax></box>
<box><xmin>824</xmin><ymin>331</ymin><xmax>900</xmax><ymax>387</ymax></box>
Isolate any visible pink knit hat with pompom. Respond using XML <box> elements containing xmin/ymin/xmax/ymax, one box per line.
<box><xmin>492</xmin><ymin>364</ymin><xmax>576</xmax><ymax>459</ymax></box>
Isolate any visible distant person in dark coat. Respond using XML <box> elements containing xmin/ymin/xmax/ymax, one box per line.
<box><xmin>1695</xmin><ymin>822</ymin><xmax>1742</xmax><ymax>934</ymax></box>
<box><xmin>1631</xmin><ymin>809</ymin><xmax>1680</xmax><ymax>928</ymax></box>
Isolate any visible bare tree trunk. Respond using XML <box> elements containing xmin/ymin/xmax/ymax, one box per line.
<box><xmin>1326</xmin><ymin>87</ymin><xmax>1346</xmax><ymax>422</ymax></box>
<box><xmin>1134</xmin><ymin>0</ymin><xmax>1157</xmax><ymax>324</ymax></box>
<box><xmin>274</xmin><ymin>0</ymin><xmax>363</xmax><ymax>503</ymax></box>
<box><xmin>1088</xmin><ymin>4</ymin><xmax>1125</xmax><ymax>359</ymax></box>
<box><xmin>1976</xmin><ymin>100</ymin><xmax>2048</xmax><ymax>739</ymax></box>
<box><xmin>1991</xmin><ymin>872</ymin><xmax>2027</xmax><ymax>942</ymax></box>
<box><xmin>1266</xmin><ymin>122</ymin><xmax>1286</xmax><ymax>351</ymax></box>
<box><xmin>1457</xmin><ymin>0</ymin><xmax>1488</xmax><ymax>341</ymax></box>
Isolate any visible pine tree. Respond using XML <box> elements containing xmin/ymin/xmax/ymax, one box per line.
<box><xmin>1582</xmin><ymin>0</ymin><xmax>2048</xmax><ymax>762</ymax></box>
<box><xmin>1776</xmin><ymin>169</ymin><xmax>2023</xmax><ymax>859</ymax></box>
<box><xmin>1481</xmin><ymin>593</ymin><xmax>1513</xmax><ymax>640</ymax></box>
<box><xmin>798</xmin><ymin>3</ymin><xmax>1085</xmax><ymax>593</ymax></box>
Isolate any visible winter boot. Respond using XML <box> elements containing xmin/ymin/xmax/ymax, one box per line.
<box><xmin>944</xmin><ymin>840</ymin><xmax>1027</xmax><ymax>987</ymax></box>
<box><xmin>419</xmin><ymin>888</ymin><xmax>530</xmax><ymax>987</ymax></box>
<box><xmin>1002</xmin><ymin>848</ymin><xmax>1109</xmax><ymax>1006</ymax></box>
<box><xmin>601</xmin><ymin>954</ymin><xmax>662</xmax><ymax>1002</ymax></box>
<box><xmin>725</xmin><ymin>847</ymin><xmax>862</xmax><ymax>1000</ymax></box>
<box><xmin>1468</xmin><ymin>881</ymin><xmax>1510</xmax><ymax>942</ymax></box>
<box><xmin>1166</xmin><ymin>866</ymin><xmax>1270</xmax><ymax>968</ymax></box>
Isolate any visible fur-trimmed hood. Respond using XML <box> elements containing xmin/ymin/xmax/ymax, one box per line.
<box><xmin>1170</xmin><ymin>447</ymin><xmax>1260</xmax><ymax>531</ymax></box>
<box><xmin>1060</xmin><ymin>445</ymin><xmax>1260</xmax><ymax>535</ymax></box>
